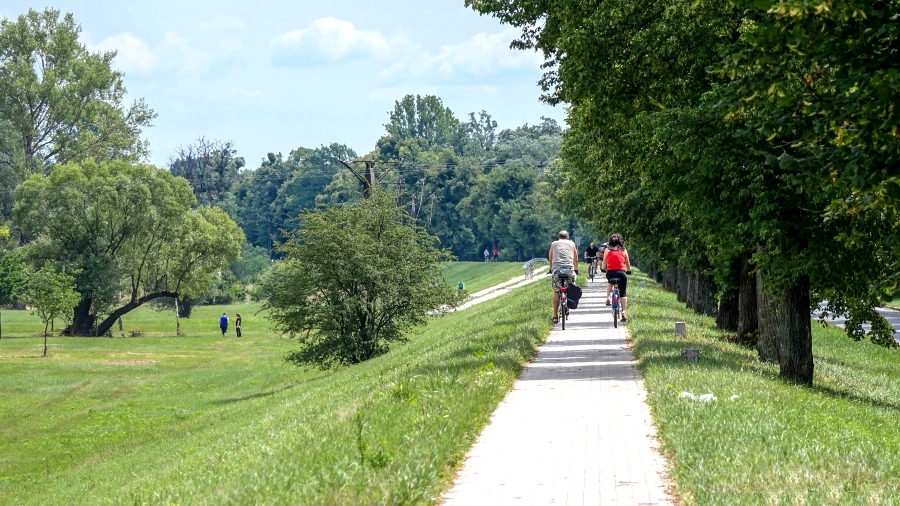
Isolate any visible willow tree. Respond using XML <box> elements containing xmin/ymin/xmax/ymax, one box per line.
<box><xmin>14</xmin><ymin>160</ymin><xmax>243</xmax><ymax>336</ymax></box>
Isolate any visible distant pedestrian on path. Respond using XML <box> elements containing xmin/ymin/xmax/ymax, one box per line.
<box><xmin>602</xmin><ymin>233</ymin><xmax>633</xmax><ymax>322</ymax></box>
<box><xmin>235</xmin><ymin>313</ymin><xmax>242</xmax><ymax>338</ymax></box>
<box><xmin>458</xmin><ymin>280</ymin><xmax>465</xmax><ymax>295</ymax></box>
<box><xmin>493</xmin><ymin>248</ymin><xmax>499</xmax><ymax>262</ymax></box>
<box><xmin>484</xmin><ymin>248</ymin><xmax>490</xmax><ymax>262</ymax></box>
<box><xmin>220</xmin><ymin>312</ymin><xmax>228</xmax><ymax>337</ymax></box>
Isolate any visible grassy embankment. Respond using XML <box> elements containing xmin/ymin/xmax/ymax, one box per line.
<box><xmin>627</xmin><ymin>271</ymin><xmax>900</xmax><ymax>505</ymax></box>
<box><xmin>0</xmin><ymin>269</ymin><xmax>550</xmax><ymax>505</ymax></box>
<box><xmin>442</xmin><ymin>261</ymin><xmax>525</xmax><ymax>294</ymax></box>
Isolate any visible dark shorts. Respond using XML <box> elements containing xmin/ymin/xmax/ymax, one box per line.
<box><xmin>606</xmin><ymin>270</ymin><xmax>627</xmax><ymax>297</ymax></box>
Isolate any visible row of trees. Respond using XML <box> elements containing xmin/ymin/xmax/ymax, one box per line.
<box><xmin>468</xmin><ymin>0</ymin><xmax>900</xmax><ymax>385</ymax></box>
<box><xmin>172</xmin><ymin>94</ymin><xmax>581</xmax><ymax>262</ymax></box>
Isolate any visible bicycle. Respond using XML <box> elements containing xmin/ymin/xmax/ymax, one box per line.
<box><xmin>586</xmin><ymin>256</ymin><xmax>598</xmax><ymax>282</ymax></box>
<box><xmin>609</xmin><ymin>278</ymin><xmax>621</xmax><ymax>328</ymax></box>
<box><xmin>524</xmin><ymin>264</ymin><xmax>535</xmax><ymax>280</ymax></box>
<box><xmin>552</xmin><ymin>268</ymin><xmax>578</xmax><ymax>330</ymax></box>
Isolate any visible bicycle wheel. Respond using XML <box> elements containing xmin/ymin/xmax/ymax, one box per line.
<box><xmin>560</xmin><ymin>295</ymin><xmax>566</xmax><ymax>330</ymax></box>
<box><xmin>589</xmin><ymin>264</ymin><xmax>594</xmax><ymax>282</ymax></box>
<box><xmin>613</xmin><ymin>304</ymin><xmax>618</xmax><ymax>328</ymax></box>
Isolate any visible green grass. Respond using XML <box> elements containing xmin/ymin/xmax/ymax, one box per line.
<box><xmin>627</xmin><ymin>271</ymin><xmax>900</xmax><ymax>505</ymax></box>
<box><xmin>442</xmin><ymin>261</ymin><xmax>525</xmax><ymax>294</ymax></box>
<box><xmin>0</xmin><ymin>280</ymin><xmax>552</xmax><ymax>505</ymax></box>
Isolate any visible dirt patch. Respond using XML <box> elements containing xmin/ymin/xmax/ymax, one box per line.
<box><xmin>105</xmin><ymin>360</ymin><xmax>157</xmax><ymax>365</ymax></box>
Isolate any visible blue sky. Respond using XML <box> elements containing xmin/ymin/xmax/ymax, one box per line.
<box><xmin>1</xmin><ymin>1</ymin><xmax>565</xmax><ymax>168</ymax></box>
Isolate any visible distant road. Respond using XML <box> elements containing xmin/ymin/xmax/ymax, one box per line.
<box><xmin>816</xmin><ymin>305</ymin><xmax>900</xmax><ymax>344</ymax></box>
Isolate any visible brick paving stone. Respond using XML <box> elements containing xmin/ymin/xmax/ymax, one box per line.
<box><xmin>442</xmin><ymin>278</ymin><xmax>674</xmax><ymax>506</ymax></box>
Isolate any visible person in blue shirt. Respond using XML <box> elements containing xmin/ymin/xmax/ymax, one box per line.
<box><xmin>220</xmin><ymin>312</ymin><xmax>228</xmax><ymax>337</ymax></box>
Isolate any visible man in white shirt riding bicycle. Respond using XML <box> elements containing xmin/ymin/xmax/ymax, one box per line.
<box><xmin>548</xmin><ymin>230</ymin><xmax>578</xmax><ymax>324</ymax></box>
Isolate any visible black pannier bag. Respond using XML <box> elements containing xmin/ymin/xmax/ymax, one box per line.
<box><xmin>566</xmin><ymin>283</ymin><xmax>583</xmax><ymax>309</ymax></box>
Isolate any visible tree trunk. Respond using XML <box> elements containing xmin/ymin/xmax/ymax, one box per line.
<box><xmin>72</xmin><ymin>297</ymin><xmax>96</xmax><ymax>336</ymax></box>
<box><xmin>43</xmin><ymin>322</ymin><xmax>48</xmax><ymax>357</ymax></box>
<box><xmin>756</xmin><ymin>271</ymin><xmax>779</xmax><ymax>364</ymax></box>
<box><xmin>699</xmin><ymin>274</ymin><xmax>718</xmax><ymax>317</ymax></box>
<box><xmin>775</xmin><ymin>275</ymin><xmax>813</xmax><ymax>384</ymax></box>
<box><xmin>686</xmin><ymin>273</ymin><xmax>698</xmax><ymax>311</ymax></box>
<box><xmin>676</xmin><ymin>268</ymin><xmax>688</xmax><ymax>303</ymax></box>
<box><xmin>95</xmin><ymin>291</ymin><xmax>180</xmax><ymax>337</ymax></box>
<box><xmin>178</xmin><ymin>297</ymin><xmax>195</xmax><ymax>318</ymax></box>
<box><xmin>737</xmin><ymin>252</ymin><xmax>758</xmax><ymax>345</ymax></box>
<box><xmin>717</xmin><ymin>288</ymin><xmax>739</xmax><ymax>331</ymax></box>
<box><xmin>663</xmin><ymin>269</ymin><xmax>676</xmax><ymax>291</ymax></box>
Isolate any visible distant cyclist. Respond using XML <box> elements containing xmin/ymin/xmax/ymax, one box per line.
<box><xmin>584</xmin><ymin>241</ymin><xmax>600</xmax><ymax>274</ymax></box>
<box><xmin>548</xmin><ymin>230</ymin><xmax>579</xmax><ymax>324</ymax></box>
<box><xmin>601</xmin><ymin>233</ymin><xmax>632</xmax><ymax>322</ymax></box>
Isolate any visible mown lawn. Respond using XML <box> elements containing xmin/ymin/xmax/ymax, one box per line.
<box><xmin>627</xmin><ymin>271</ymin><xmax>900</xmax><ymax>505</ymax></box>
<box><xmin>442</xmin><ymin>261</ymin><xmax>525</xmax><ymax>294</ymax></box>
<box><xmin>0</xmin><ymin>280</ymin><xmax>552</xmax><ymax>505</ymax></box>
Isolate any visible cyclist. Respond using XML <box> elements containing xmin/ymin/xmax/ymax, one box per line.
<box><xmin>584</xmin><ymin>241</ymin><xmax>600</xmax><ymax>276</ymax></box>
<box><xmin>548</xmin><ymin>230</ymin><xmax>579</xmax><ymax>324</ymax></box>
<box><xmin>601</xmin><ymin>233</ymin><xmax>632</xmax><ymax>322</ymax></box>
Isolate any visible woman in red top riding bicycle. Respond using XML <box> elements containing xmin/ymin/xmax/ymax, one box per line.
<box><xmin>601</xmin><ymin>233</ymin><xmax>632</xmax><ymax>322</ymax></box>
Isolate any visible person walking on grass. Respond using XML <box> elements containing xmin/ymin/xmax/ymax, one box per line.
<box><xmin>458</xmin><ymin>280</ymin><xmax>465</xmax><ymax>296</ymax></box>
<box><xmin>484</xmin><ymin>248</ymin><xmax>490</xmax><ymax>262</ymax></box>
<box><xmin>235</xmin><ymin>313</ymin><xmax>242</xmax><ymax>338</ymax></box>
<box><xmin>220</xmin><ymin>312</ymin><xmax>228</xmax><ymax>337</ymax></box>
<box><xmin>493</xmin><ymin>248</ymin><xmax>500</xmax><ymax>262</ymax></box>
<box><xmin>601</xmin><ymin>233</ymin><xmax>633</xmax><ymax>322</ymax></box>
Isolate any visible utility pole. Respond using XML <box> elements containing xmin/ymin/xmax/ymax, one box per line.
<box><xmin>337</xmin><ymin>159</ymin><xmax>399</xmax><ymax>199</ymax></box>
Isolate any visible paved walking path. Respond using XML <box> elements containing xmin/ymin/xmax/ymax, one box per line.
<box><xmin>454</xmin><ymin>266</ymin><xmax>549</xmax><ymax>312</ymax></box>
<box><xmin>443</xmin><ymin>278</ymin><xmax>673</xmax><ymax>506</ymax></box>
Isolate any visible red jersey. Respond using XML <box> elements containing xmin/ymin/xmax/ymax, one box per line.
<box><xmin>606</xmin><ymin>249</ymin><xmax>627</xmax><ymax>271</ymax></box>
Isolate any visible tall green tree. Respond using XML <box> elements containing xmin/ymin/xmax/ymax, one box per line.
<box><xmin>169</xmin><ymin>137</ymin><xmax>244</xmax><ymax>209</ymax></box>
<box><xmin>14</xmin><ymin>160</ymin><xmax>243</xmax><ymax>336</ymax></box>
<box><xmin>260</xmin><ymin>190</ymin><xmax>456</xmax><ymax>368</ymax></box>
<box><xmin>0</xmin><ymin>8</ymin><xmax>155</xmax><ymax>176</ymax></box>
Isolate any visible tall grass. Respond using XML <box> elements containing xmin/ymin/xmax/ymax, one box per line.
<box><xmin>627</xmin><ymin>271</ymin><xmax>900</xmax><ymax>505</ymax></box>
<box><xmin>0</xmin><ymin>280</ymin><xmax>553</xmax><ymax>505</ymax></box>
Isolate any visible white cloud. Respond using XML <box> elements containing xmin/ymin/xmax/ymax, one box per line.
<box><xmin>272</xmin><ymin>17</ymin><xmax>407</xmax><ymax>60</ymax></box>
<box><xmin>382</xmin><ymin>27</ymin><xmax>543</xmax><ymax>78</ymax></box>
<box><xmin>85</xmin><ymin>31</ymin><xmax>214</xmax><ymax>74</ymax></box>
<box><xmin>199</xmin><ymin>15</ymin><xmax>245</xmax><ymax>32</ymax></box>
<box><xmin>90</xmin><ymin>32</ymin><xmax>159</xmax><ymax>73</ymax></box>
<box><xmin>161</xmin><ymin>32</ymin><xmax>211</xmax><ymax>71</ymax></box>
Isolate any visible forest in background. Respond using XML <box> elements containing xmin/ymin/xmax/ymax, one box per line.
<box><xmin>170</xmin><ymin>94</ymin><xmax>582</xmax><ymax>271</ymax></box>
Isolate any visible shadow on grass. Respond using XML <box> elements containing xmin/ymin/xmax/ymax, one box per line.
<box><xmin>211</xmin><ymin>377</ymin><xmax>323</xmax><ymax>406</ymax></box>
<box><xmin>809</xmin><ymin>382</ymin><xmax>900</xmax><ymax>414</ymax></box>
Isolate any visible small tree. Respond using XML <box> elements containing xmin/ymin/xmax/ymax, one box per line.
<box><xmin>261</xmin><ymin>191</ymin><xmax>456</xmax><ymax>368</ymax></box>
<box><xmin>24</xmin><ymin>267</ymin><xmax>80</xmax><ymax>356</ymax></box>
